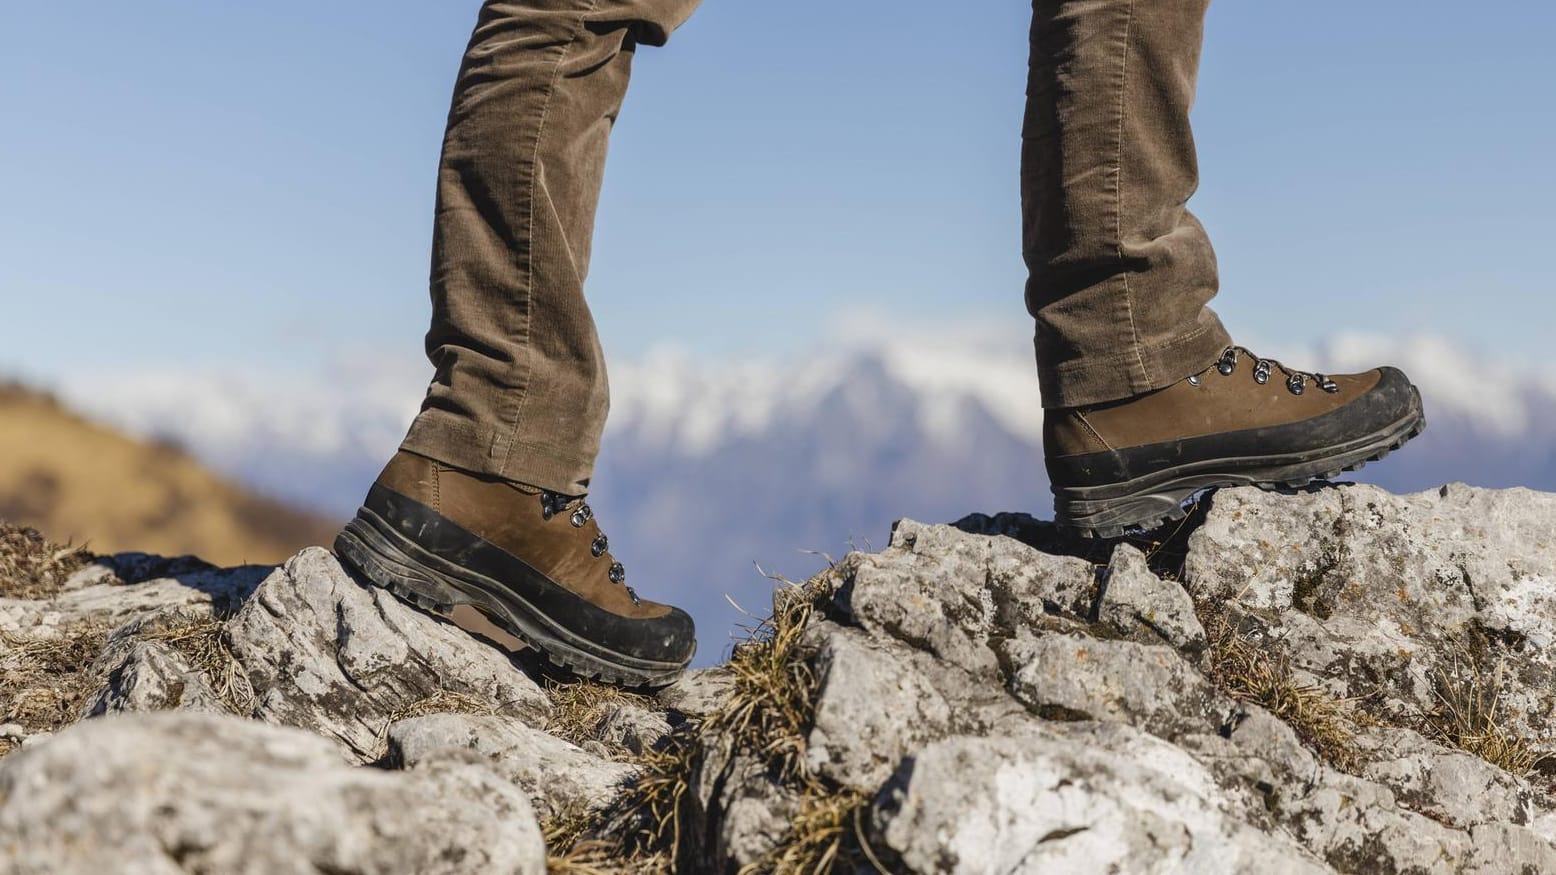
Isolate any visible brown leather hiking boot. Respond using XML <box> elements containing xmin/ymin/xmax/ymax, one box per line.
<box><xmin>1045</xmin><ymin>346</ymin><xmax>1426</xmax><ymax>538</ymax></box>
<box><xmin>334</xmin><ymin>451</ymin><xmax>695</xmax><ymax>686</ymax></box>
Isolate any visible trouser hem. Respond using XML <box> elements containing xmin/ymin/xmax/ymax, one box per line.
<box><xmin>1038</xmin><ymin>317</ymin><xmax>1231</xmax><ymax>409</ymax></box>
<box><xmin>401</xmin><ymin>411</ymin><xmax>596</xmax><ymax>496</ymax></box>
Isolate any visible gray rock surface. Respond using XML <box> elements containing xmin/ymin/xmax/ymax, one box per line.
<box><xmin>873</xmin><ymin>728</ymin><xmax>1329</xmax><ymax>875</ymax></box>
<box><xmin>0</xmin><ymin>712</ymin><xmax>546</xmax><ymax>875</ymax></box>
<box><xmin>655</xmin><ymin>666</ymin><xmax>734</xmax><ymax>718</ymax></box>
<box><xmin>840</xmin><ymin>517</ymin><xmax>1096</xmax><ymax>676</ymax></box>
<box><xmin>224</xmin><ymin>548</ymin><xmax>550</xmax><ymax>760</ymax></box>
<box><xmin>0</xmin><ymin>558</ymin><xmax>266</xmax><ymax>638</ymax></box>
<box><xmin>1001</xmin><ymin>634</ymin><xmax>1234</xmax><ymax>739</ymax></box>
<box><xmin>6</xmin><ymin>483</ymin><xmax>1556</xmax><ymax>873</ymax></box>
<box><xmin>388</xmin><ymin>713</ymin><xmax>635</xmax><ymax>819</ymax></box>
<box><xmin>1098</xmin><ymin>543</ymin><xmax>1207</xmax><ymax>649</ymax></box>
<box><xmin>1185</xmin><ymin>484</ymin><xmax>1556</xmax><ymax>746</ymax></box>
<box><xmin>805</xmin><ymin>625</ymin><xmax>953</xmax><ymax>789</ymax></box>
<box><xmin>686</xmin><ymin>734</ymin><xmax>803</xmax><ymax>870</ymax></box>
<box><xmin>83</xmin><ymin>638</ymin><xmax>225</xmax><ymax>717</ymax></box>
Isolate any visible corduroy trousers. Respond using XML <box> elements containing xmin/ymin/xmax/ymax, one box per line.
<box><xmin>401</xmin><ymin>0</ymin><xmax>1232</xmax><ymax>494</ymax></box>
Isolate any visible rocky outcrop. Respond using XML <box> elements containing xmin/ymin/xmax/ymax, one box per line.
<box><xmin>223</xmin><ymin>548</ymin><xmax>551</xmax><ymax>761</ymax></box>
<box><xmin>2</xmin><ymin>482</ymin><xmax>1555</xmax><ymax>873</ymax></box>
<box><xmin>0</xmin><ymin>712</ymin><xmax>545</xmax><ymax>874</ymax></box>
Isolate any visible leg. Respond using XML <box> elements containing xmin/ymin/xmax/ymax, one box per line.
<box><xmin>1023</xmin><ymin>0</ymin><xmax>1230</xmax><ymax>409</ymax></box>
<box><xmin>338</xmin><ymin>0</ymin><xmax>703</xmax><ymax>686</ymax></box>
<box><xmin>401</xmin><ymin>0</ymin><xmax>700</xmax><ymax>496</ymax></box>
<box><xmin>1028</xmin><ymin>0</ymin><xmax>1426</xmax><ymax>536</ymax></box>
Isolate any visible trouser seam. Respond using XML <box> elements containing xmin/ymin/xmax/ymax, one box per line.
<box><xmin>494</xmin><ymin>0</ymin><xmax>606</xmax><ymax>475</ymax></box>
<box><xmin>1113</xmin><ymin>0</ymin><xmax>1150</xmax><ymax>390</ymax></box>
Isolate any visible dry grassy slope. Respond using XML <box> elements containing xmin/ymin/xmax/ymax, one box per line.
<box><xmin>0</xmin><ymin>383</ymin><xmax>339</xmax><ymax>565</ymax></box>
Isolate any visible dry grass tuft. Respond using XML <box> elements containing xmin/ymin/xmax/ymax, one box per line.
<box><xmin>1423</xmin><ymin>653</ymin><xmax>1549</xmax><ymax>778</ymax></box>
<box><xmin>387</xmin><ymin>690</ymin><xmax>499</xmax><ymax>725</ymax></box>
<box><xmin>706</xmin><ymin>575</ymin><xmax>831</xmax><ymax>782</ymax></box>
<box><xmin>140</xmin><ymin>617</ymin><xmax>255</xmax><ymax>714</ymax></box>
<box><xmin>542</xmin><ymin>730</ymin><xmax>692</xmax><ymax>875</ymax></box>
<box><xmin>545</xmin><ymin>680</ymin><xmax>657</xmax><ymax>757</ymax></box>
<box><xmin>542</xmin><ymin>567</ymin><xmax>889</xmax><ymax>874</ymax></box>
<box><xmin>713</xmin><ymin>572</ymin><xmax>889</xmax><ymax>874</ymax></box>
<box><xmin>0</xmin><ymin>620</ymin><xmax>113</xmax><ymax>735</ymax></box>
<box><xmin>0</xmin><ymin>610</ymin><xmax>260</xmax><ymax>749</ymax></box>
<box><xmin>1199</xmin><ymin>603</ymin><xmax>1360</xmax><ymax>771</ymax></box>
<box><xmin>0</xmin><ymin>522</ymin><xmax>92</xmax><ymax>600</ymax></box>
<box><xmin>612</xmin><ymin>728</ymin><xmax>699</xmax><ymax>870</ymax></box>
<box><xmin>747</xmin><ymin>786</ymin><xmax>883</xmax><ymax>875</ymax></box>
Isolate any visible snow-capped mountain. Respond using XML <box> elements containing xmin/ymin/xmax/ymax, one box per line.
<box><xmin>51</xmin><ymin>327</ymin><xmax>1556</xmax><ymax>662</ymax></box>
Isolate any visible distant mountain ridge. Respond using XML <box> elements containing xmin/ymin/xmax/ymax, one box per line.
<box><xmin>46</xmin><ymin>329</ymin><xmax>1556</xmax><ymax>660</ymax></box>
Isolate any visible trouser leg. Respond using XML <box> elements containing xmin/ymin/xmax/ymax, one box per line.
<box><xmin>401</xmin><ymin>0</ymin><xmax>701</xmax><ymax>494</ymax></box>
<box><xmin>1023</xmin><ymin>0</ymin><xmax>1232</xmax><ymax>410</ymax></box>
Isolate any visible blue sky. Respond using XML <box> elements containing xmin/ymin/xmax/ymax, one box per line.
<box><xmin>2</xmin><ymin>1</ymin><xmax>1553</xmax><ymax>385</ymax></box>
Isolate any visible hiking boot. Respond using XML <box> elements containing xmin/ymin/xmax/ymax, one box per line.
<box><xmin>334</xmin><ymin>450</ymin><xmax>695</xmax><ymax>686</ymax></box>
<box><xmin>1046</xmin><ymin>346</ymin><xmax>1425</xmax><ymax>538</ymax></box>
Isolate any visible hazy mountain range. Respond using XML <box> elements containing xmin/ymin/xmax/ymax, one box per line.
<box><xmin>51</xmin><ymin>327</ymin><xmax>1556</xmax><ymax>663</ymax></box>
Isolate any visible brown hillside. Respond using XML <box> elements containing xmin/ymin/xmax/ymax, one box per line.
<box><xmin>0</xmin><ymin>383</ymin><xmax>339</xmax><ymax>565</ymax></box>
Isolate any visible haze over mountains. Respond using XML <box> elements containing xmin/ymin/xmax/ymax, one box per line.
<box><xmin>45</xmin><ymin>327</ymin><xmax>1556</xmax><ymax>663</ymax></box>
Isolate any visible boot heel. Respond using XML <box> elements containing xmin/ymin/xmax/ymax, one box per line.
<box><xmin>1053</xmin><ymin>488</ymin><xmax>1195</xmax><ymax>539</ymax></box>
<box><xmin>335</xmin><ymin>514</ymin><xmax>463</xmax><ymax>615</ymax></box>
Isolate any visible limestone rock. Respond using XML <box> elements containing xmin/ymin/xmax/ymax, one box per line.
<box><xmin>872</xmin><ymin>728</ymin><xmax>1329</xmax><ymax>875</ymax></box>
<box><xmin>804</xmin><ymin>625</ymin><xmax>953</xmax><ymax>789</ymax></box>
<box><xmin>1000</xmin><ymin>634</ymin><xmax>1234</xmax><ymax>739</ymax></box>
<box><xmin>0</xmin><ymin>712</ymin><xmax>546</xmax><ymax>874</ymax></box>
<box><xmin>685</xmin><ymin>734</ymin><xmax>802</xmax><ymax>871</ymax></box>
<box><xmin>839</xmin><ymin>517</ymin><xmax>1096</xmax><ymax>676</ymax></box>
<box><xmin>11</xmin><ymin>483</ymin><xmax>1556</xmax><ymax>873</ymax></box>
<box><xmin>1098</xmin><ymin>543</ymin><xmax>1206</xmax><ymax>650</ymax></box>
<box><xmin>388</xmin><ymin>713</ymin><xmax>635</xmax><ymax>820</ymax></box>
<box><xmin>82</xmin><ymin>638</ymin><xmax>225</xmax><ymax>717</ymax></box>
<box><xmin>0</xmin><ymin>558</ymin><xmax>267</xmax><ymax>638</ymax></box>
<box><xmin>656</xmin><ymin>666</ymin><xmax>734</xmax><ymax>719</ymax></box>
<box><xmin>1185</xmin><ymin>484</ymin><xmax>1556</xmax><ymax>748</ymax></box>
<box><xmin>594</xmin><ymin>700</ymin><xmax>674</xmax><ymax>757</ymax></box>
<box><xmin>1353</xmin><ymin>726</ymin><xmax>1541</xmax><ymax>830</ymax></box>
<box><xmin>1275</xmin><ymin>771</ymin><xmax>1472</xmax><ymax>873</ymax></box>
<box><xmin>224</xmin><ymin>548</ymin><xmax>550</xmax><ymax>760</ymax></box>
<box><xmin>1464</xmin><ymin>823</ymin><xmax>1556</xmax><ymax>874</ymax></box>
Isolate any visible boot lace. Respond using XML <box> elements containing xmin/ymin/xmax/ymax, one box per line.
<box><xmin>1203</xmin><ymin>346</ymin><xmax>1339</xmax><ymax>396</ymax></box>
<box><xmin>540</xmin><ymin>491</ymin><xmax>639</xmax><ymax>605</ymax></box>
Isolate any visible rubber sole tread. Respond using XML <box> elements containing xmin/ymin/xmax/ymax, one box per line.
<box><xmin>1058</xmin><ymin>418</ymin><xmax>1425</xmax><ymax>540</ymax></box>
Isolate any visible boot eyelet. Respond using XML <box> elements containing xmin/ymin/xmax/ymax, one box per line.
<box><xmin>1186</xmin><ymin>374</ymin><xmax>1202</xmax><ymax>387</ymax></box>
<box><xmin>1318</xmin><ymin>376</ymin><xmax>1340</xmax><ymax>393</ymax></box>
<box><xmin>1253</xmin><ymin>361</ymin><xmax>1272</xmax><ymax>385</ymax></box>
<box><xmin>1288</xmin><ymin>374</ymin><xmax>1306</xmax><ymax>395</ymax></box>
<box><xmin>570</xmin><ymin>505</ymin><xmax>593</xmax><ymax>528</ymax></box>
<box><xmin>591</xmin><ymin>534</ymin><xmax>608</xmax><ymax>557</ymax></box>
<box><xmin>608</xmin><ymin>562</ymin><xmax>626</xmax><ymax>584</ymax></box>
<box><xmin>1217</xmin><ymin>349</ymin><xmax>1238</xmax><ymax>376</ymax></box>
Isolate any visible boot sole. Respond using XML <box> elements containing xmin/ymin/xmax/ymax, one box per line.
<box><xmin>334</xmin><ymin>509</ymin><xmax>688</xmax><ymax>688</ymax></box>
<box><xmin>1053</xmin><ymin>396</ymin><xmax>1426</xmax><ymax>539</ymax></box>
